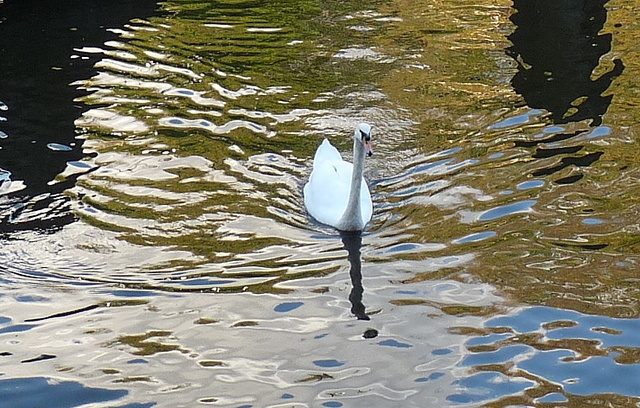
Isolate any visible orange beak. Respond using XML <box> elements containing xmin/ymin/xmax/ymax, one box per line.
<box><xmin>363</xmin><ymin>138</ymin><xmax>373</xmax><ymax>157</ymax></box>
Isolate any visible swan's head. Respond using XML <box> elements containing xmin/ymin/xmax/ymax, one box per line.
<box><xmin>355</xmin><ymin>123</ymin><xmax>373</xmax><ymax>157</ymax></box>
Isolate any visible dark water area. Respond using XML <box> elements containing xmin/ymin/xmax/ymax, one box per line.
<box><xmin>0</xmin><ymin>0</ymin><xmax>159</xmax><ymax>232</ymax></box>
<box><xmin>508</xmin><ymin>0</ymin><xmax>624</xmax><ymax>126</ymax></box>
<box><xmin>1</xmin><ymin>0</ymin><xmax>639</xmax><ymax>407</ymax></box>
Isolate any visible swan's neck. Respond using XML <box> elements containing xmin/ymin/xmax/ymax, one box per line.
<box><xmin>338</xmin><ymin>138</ymin><xmax>366</xmax><ymax>231</ymax></box>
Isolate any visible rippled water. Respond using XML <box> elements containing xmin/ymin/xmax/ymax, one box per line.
<box><xmin>1</xmin><ymin>0</ymin><xmax>639</xmax><ymax>407</ymax></box>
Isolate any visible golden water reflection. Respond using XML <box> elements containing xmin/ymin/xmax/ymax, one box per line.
<box><xmin>1</xmin><ymin>0</ymin><xmax>639</xmax><ymax>406</ymax></box>
<box><xmin>61</xmin><ymin>0</ymin><xmax>640</xmax><ymax>315</ymax></box>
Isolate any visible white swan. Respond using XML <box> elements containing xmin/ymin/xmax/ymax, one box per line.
<box><xmin>304</xmin><ymin>123</ymin><xmax>373</xmax><ymax>231</ymax></box>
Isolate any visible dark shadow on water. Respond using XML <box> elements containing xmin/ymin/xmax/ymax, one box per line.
<box><xmin>339</xmin><ymin>230</ymin><xmax>370</xmax><ymax>321</ymax></box>
<box><xmin>507</xmin><ymin>0</ymin><xmax>624</xmax><ymax>126</ymax></box>
<box><xmin>0</xmin><ymin>0</ymin><xmax>159</xmax><ymax>233</ymax></box>
<box><xmin>507</xmin><ymin>0</ymin><xmax>622</xmax><ymax>186</ymax></box>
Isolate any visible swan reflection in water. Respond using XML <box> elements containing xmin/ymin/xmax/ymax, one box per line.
<box><xmin>340</xmin><ymin>230</ymin><xmax>370</xmax><ymax>321</ymax></box>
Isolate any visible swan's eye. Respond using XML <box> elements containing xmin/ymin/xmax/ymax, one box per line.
<box><xmin>359</xmin><ymin>129</ymin><xmax>371</xmax><ymax>141</ymax></box>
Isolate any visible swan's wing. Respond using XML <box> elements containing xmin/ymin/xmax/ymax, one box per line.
<box><xmin>304</xmin><ymin>157</ymin><xmax>353</xmax><ymax>228</ymax></box>
<box><xmin>313</xmin><ymin>138</ymin><xmax>343</xmax><ymax>164</ymax></box>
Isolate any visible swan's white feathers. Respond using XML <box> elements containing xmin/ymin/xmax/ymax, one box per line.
<box><xmin>313</xmin><ymin>138</ymin><xmax>342</xmax><ymax>163</ymax></box>
<box><xmin>303</xmin><ymin>138</ymin><xmax>372</xmax><ymax>229</ymax></box>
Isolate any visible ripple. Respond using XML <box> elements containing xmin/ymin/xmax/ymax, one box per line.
<box><xmin>447</xmin><ymin>372</ymin><xmax>535</xmax><ymax>404</ymax></box>
<box><xmin>580</xmin><ymin>125</ymin><xmax>612</xmax><ymax>140</ymax></box>
<box><xmin>0</xmin><ymin>377</ymin><xmax>128</xmax><ymax>408</ymax></box>
<box><xmin>477</xmin><ymin>200</ymin><xmax>536</xmax><ymax>222</ymax></box>
<box><xmin>582</xmin><ymin>217</ymin><xmax>604</xmax><ymax>225</ymax></box>
<box><xmin>334</xmin><ymin>48</ymin><xmax>390</xmax><ymax>62</ymax></box>
<box><xmin>75</xmin><ymin>71</ymin><xmax>173</xmax><ymax>93</ymax></box>
<box><xmin>461</xmin><ymin>344</ymin><xmax>532</xmax><ymax>366</ymax></box>
<box><xmin>378</xmin><ymin>339</ymin><xmax>413</xmax><ymax>349</ymax></box>
<box><xmin>159</xmin><ymin>116</ymin><xmax>268</xmax><ymax>135</ymax></box>
<box><xmin>313</xmin><ymin>359</ymin><xmax>345</xmax><ymax>368</ymax></box>
<box><xmin>520</xmin><ymin>351</ymin><xmax>640</xmax><ymax>397</ymax></box>
<box><xmin>459</xmin><ymin>200</ymin><xmax>536</xmax><ymax>223</ymax></box>
<box><xmin>163</xmin><ymin>88</ymin><xmax>226</xmax><ymax>108</ymax></box>
<box><xmin>204</xmin><ymin>23</ymin><xmax>235</xmax><ymax>29</ymax></box>
<box><xmin>274</xmin><ymin>302</ymin><xmax>304</xmax><ymax>313</ymax></box>
<box><xmin>535</xmin><ymin>393</ymin><xmax>568</xmax><ymax>403</ymax></box>
<box><xmin>459</xmin><ymin>307</ymin><xmax>640</xmax><ymax>401</ymax></box>
<box><xmin>95</xmin><ymin>58</ymin><xmax>160</xmax><ymax>77</ymax></box>
<box><xmin>246</xmin><ymin>27</ymin><xmax>283</xmax><ymax>33</ymax></box>
<box><xmin>516</xmin><ymin>179</ymin><xmax>544</xmax><ymax>190</ymax></box>
<box><xmin>488</xmin><ymin>109</ymin><xmax>544</xmax><ymax>130</ymax></box>
<box><xmin>89</xmin><ymin>152</ymin><xmax>214</xmax><ymax>182</ymax></box>
<box><xmin>46</xmin><ymin>143</ymin><xmax>73</xmax><ymax>152</ymax></box>
<box><xmin>75</xmin><ymin>109</ymin><xmax>150</xmax><ymax>133</ymax></box>
<box><xmin>452</xmin><ymin>231</ymin><xmax>496</xmax><ymax>244</ymax></box>
<box><xmin>318</xmin><ymin>383</ymin><xmax>416</xmax><ymax>401</ymax></box>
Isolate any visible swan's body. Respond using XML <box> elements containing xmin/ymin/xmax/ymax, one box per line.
<box><xmin>304</xmin><ymin>123</ymin><xmax>373</xmax><ymax>231</ymax></box>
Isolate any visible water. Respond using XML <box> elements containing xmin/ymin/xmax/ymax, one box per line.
<box><xmin>1</xmin><ymin>0</ymin><xmax>639</xmax><ymax>406</ymax></box>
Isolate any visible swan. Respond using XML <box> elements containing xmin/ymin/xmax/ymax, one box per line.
<box><xmin>303</xmin><ymin>123</ymin><xmax>373</xmax><ymax>231</ymax></box>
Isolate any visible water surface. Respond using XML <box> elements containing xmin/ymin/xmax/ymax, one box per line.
<box><xmin>1</xmin><ymin>0</ymin><xmax>639</xmax><ymax>407</ymax></box>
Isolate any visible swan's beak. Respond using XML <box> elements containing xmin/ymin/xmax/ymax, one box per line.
<box><xmin>362</xmin><ymin>138</ymin><xmax>373</xmax><ymax>157</ymax></box>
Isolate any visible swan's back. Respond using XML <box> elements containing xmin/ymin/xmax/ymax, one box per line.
<box><xmin>303</xmin><ymin>139</ymin><xmax>372</xmax><ymax>229</ymax></box>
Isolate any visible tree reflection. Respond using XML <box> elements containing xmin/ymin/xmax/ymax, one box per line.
<box><xmin>507</xmin><ymin>0</ymin><xmax>624</xmax><ymax>126</ymax></box>
<box><xmin>0</xmin><ymin>0</ymin><xmax>158</xmax><ymax>233</ymax></box>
